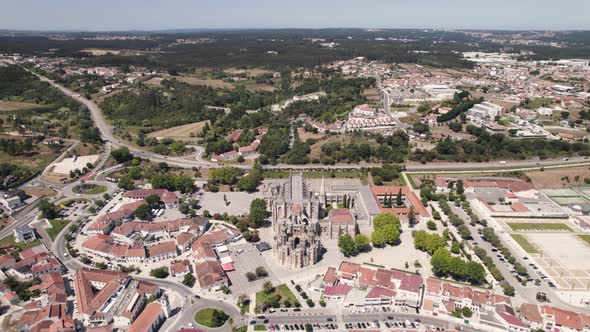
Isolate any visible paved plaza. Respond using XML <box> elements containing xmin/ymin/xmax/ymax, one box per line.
<box><xmin>198</xmin><ymin>192</ymin><xmax>263</xmax><ymax>216</ymax></box>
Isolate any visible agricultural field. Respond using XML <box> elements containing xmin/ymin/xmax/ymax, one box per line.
<box><xmin>506</xmin><ymin>222</ymin><xmax>573</xmax><ymax>232</ymax></box>
<box><xmin>0</xmin><ymin>101</ymin><xmax>44</xmax><ymax>112</ymax></box>
<box><xmin>224</xmin><ymin>68</ymin><xmax>273</xmax><ymax>76</ymax></box>
<box><xmin>147</xmin><ymin>121</ymin><xmax>209</xmax><ymax>140</ymax></box>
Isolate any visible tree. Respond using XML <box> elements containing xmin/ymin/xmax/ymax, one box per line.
<box><xmin>354</xmin><ymin>234</ymin><xmax>371</xmax><ymax>252</ymax></box>
<box><xmin>246</xmin><ymin>272</ymin><xmax>257</xmax><ymax>282</ymax></box>
<box><xmin>263</xmin><ymin>281</ymin><xmax>274</xmax><ymax>295</ymax></box>
<box><xmin>255</xmin><ymin>266</ymin><xmax>268</xmax><ymax>277</ymax></box>
<box><xmin>338</xmin><ymin>234</ymin><xmax>357</xmax><ymax>257</ymax></box>
<box><xmin>118</xmin><ymin>175</ymin><xmax>134</xmax><ymax>190</ymax></box>
<box><xmin>371</xmin><ymin>229</ymin><xmax>387</xmax><ymax>247</ymax></box>
<box><xmin>456</xmin><ymin>180</ymin><xmax>464</xmax><ymax>195</ymax></box>
<box><xmin>448</xmin><ymin>121</ymin><xmax>462</xmax><ymax>132</ymax></box>
<box><xmin>110</xmin><ymin>146</ymin><xmax>133</xmax><ymax>163</ymax></box>
<box><xmin>373</xmin><ymin>213</ymin><xmax>401</xmax><ymax>230</ymax></box>
<box><xmin>413</xmin><ymin>230</ymin><xmax>447</xmax><ymax>255</ymax></box>
<box><xmin>502</xmin><ymin>283</ymin><xmax>515</xmax><ymax>296</ymax></box>
<box><xmin>396</xmin><ymin>188</ymin><xmax>403</xmax><ymax>207</ymax></box>
<box><xmin>145</xmin><ymin>194</ymin><xmax>162</xmax><ymax>207</ymax></box>
<box><xmin>427</xmin><ymin>220</ymin><xmax>437</xmax><ymax>230</ymax></box>
<box><xmin>149</xmin><ymin>267</ymin><xmax>169</xmax><ymax>278</ymax></box>
<box><xmin>133</xmin><ymin>204</ymin><xmax>151</xmax><ymax>220</ymax></box>
<box><xmin>182</xmin><ymin>273</ymin><xmax>196</xmax><ymax>287</ymax></box>
<box><xmin>38</xmin><ymin>199</ymin><xmax>59</xmax><ymax>219</ymax></box>
<box><xmin>451</xmin><ymin>241</ymin><xmax>461</xmax><ymax>254</ymax></box>
<box><xmin>461</xmin><ymin>306</ymin><xmax>473</xmax><ymax>318</ymax></box>
<box><xmin>209</xmin><ymin>166</ymin><xmax>241</xmax><ymax>185</ymax></box>
<box><xmin>210</xmin><ymin>309</ymin><xmax>229</xmax><ymax>327</ymax></box>
<box><xmin>380</xmin><ymin>223</ymin><xmax>400</xmax><ymax>245</ymax></box>
<box><xmin>249</xmin><ymin>198</ymin><xmax>267</xmax><ymax>227</ymax></box>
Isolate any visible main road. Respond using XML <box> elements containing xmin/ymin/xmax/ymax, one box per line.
<box><xmin>31</xmin><ymin>70</ymin><xmax>590</xmax><ymax>173</ymax></box>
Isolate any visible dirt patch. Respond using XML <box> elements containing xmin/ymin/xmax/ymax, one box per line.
<box><xmin>399</xmin><ymin>112</ymin><xmax>422</xmax><ymax>124</ymax></box>
<box><xmin>431</xmin><ymin>126</ymin><xmax>475</xmax><ymax>140</ymax></box>
<box><xmin>24</xmin><ymin>188</ymin><xmax>56</xmax><ymax>198</ymax></box>
<box><xmin>297</xmin><ymin>128</ymin><xmax>325</xmax><ymax>141</ymax></box>
<box><xmin>224</xmin><ymin>68</ymin><xmax>272</xmax><ymax>76</ymax></box>
<box><xmin>40</xmin><ymin>172</ymin><xmax>71</xmax><ymax>185</ymax></box>
<box><xmin>175</xmin><ymin>76</ymin><xmax>234</xmax><ymax>89</ymax></box>
<box><xmin>144</xmin><ymin>77</ymin><xmax>164</xmax><ymax>86</ymax></box>
<box><xmin>148</xmin><ymin>121</ymin><xmax>209</xmax><ymax>139</ymax></box>
<box><xmin>0</xmin><ymin>101</ymin><xmax>43</xmax><ymax>112</ymax></box>
<box><xmin>245</xmin><ymin>84</ymin><xmax>276</xmax><ymax>92</ymax></box>
<box><xmin>525</xmin><ymin>166</ymin><xmax>590</xmax><ymax>189</ymax></box>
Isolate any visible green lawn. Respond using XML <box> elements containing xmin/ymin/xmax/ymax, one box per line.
<box><xmin>578</xmin><ymin>235</ymin><xmax>590</xmax><ymax>246</ymax></box>
<box><xmin>0</xmin><ymin>235</ymin><xmax>42</xmax><ymax>250</ymax></box>
<box><xmin>254</xmin><ymin>325</ymin><xmax>267</xmax><ymax>331</ymax></box>
<box><xmin>255</xmin><ymin>284</ymin><xmax>299</xmax><ymax>313</ymax></box>
<box><xmin>46</xmin><ymin>219</ymin><xmax>70</xmax><ymax>240</ymax></box>
<box><xmin>506</xmin><ymin>223</ymin><xmax>573</xmax><ymax>232</ymax></box>
<box><xmin>194</xmin><ymin>308</ymin><xmax>229</xmax><ymax>328</ymax></box>
<box><xmin>510</xmin><ymin>234</ymin><xmax>539</xmax><ymax>253</ymax></box>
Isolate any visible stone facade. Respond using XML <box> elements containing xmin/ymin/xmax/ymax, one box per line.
<box><xmin>268</xmin><ymin>173</ymin><xmax>322</xmax><ymax>269</ymax></box>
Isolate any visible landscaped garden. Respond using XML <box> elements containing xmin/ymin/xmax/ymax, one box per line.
<box><xmin>194</xmin><ymin>308</ymin><xmax>229</xmax><ymax>328</ymax></box>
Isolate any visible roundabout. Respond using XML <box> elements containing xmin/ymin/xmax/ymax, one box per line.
<box><xmin>194</xmin><ymin>307</ymin><xmax>230</xmax><ymax>328</ymax></box>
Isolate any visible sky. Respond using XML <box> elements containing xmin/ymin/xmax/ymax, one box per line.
<box><xmin>1</xmin><ymin>0</ymin><xmax>589</xmax><ymax>31</ymax></box>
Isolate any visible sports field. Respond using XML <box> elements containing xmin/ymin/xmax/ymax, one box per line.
<box><xmin>510</xmin><ymin>234</ymin><xmax>539</xmax><ymax>253</ymax></box>
<box><xmin>506</xmin><ymin>223</ymin><xmax>573</xmax><ymax>232</ymax></box>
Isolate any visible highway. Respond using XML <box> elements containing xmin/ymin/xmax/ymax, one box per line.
<box><xmin>29</xmin><ymin>70</ymin><xmax>590</xmax><ymax>173</ymax></box>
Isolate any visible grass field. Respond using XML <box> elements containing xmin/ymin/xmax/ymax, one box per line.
<box><xmin>254</xmin><ymin>325</ymin><xmax>267</xmax><ymax>331</ymax></box>
<box><xmin>46</xmin><ymin>219</ymin><xmax>70</xmax><ymax>240</ymax></box>
<box><xmin>148</xmin><ymin>121</ymin><xmax>208</xmax><ymax>139</ymax></box>
<box><xmin>245</xmin><ymin>84</ymin><xmax>276</xmax><ymax>92</ymax></box>
<box><xmin>506</xmin><ymin>223</ymin><xmax>573</xmax><ymax>232</ymax></box>
<box><xmin>0</xmin><ymin>101</ymin><xmax>44</xmax><ymax>112</ymax></box>
<box><xmin>176</xmin><ymin>76</ymin><xmax>234</xmax><ymax>89</ymax></box>
<box><xmin>73</xmin><ymin>184</ymin><xmax>107</xmax><ymax>195</ymax></box>
<box><xmin>255</xmin><ymin>284</ymin><xmax>299</xmax><ymax>313</ymax></box>
<box><xmin>578</xmin><ymin>235</ymin><xmax>590</xmax><ymax>246</ymax></box>
<box><xmin>0</xmin><ymin>235</ymin><xmax>42</xmax><ymax>251</ymax></box>
<box><xmin>510</xmin><ymin>234</ymin><xmax>539</xmax><ymax>253</ymax></box>
<box><xmin>224</xmin><ymin>68</ymin><xmax>272</xmax><ymax>76</ymax></box>
<box><xmin>194</xmin><ymin>308</ymin><xmax>229</xmax><ymax>328</ymax></box>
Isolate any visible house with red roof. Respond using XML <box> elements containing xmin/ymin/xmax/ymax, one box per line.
<box><xmin>319</xmin><ymin>261</ymin><xmax>423</xmax><ymax>308</ymax></box>
<box><xmin>370</xmin><ymin>186</ymin><xmax>430</xmax><ymax>222</ymax></box>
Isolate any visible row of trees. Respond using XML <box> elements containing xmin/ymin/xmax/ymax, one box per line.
<box><xmin>431</xmin><ymin>247</ymin><xmax>487</xmax><ymax>285</ymax></box>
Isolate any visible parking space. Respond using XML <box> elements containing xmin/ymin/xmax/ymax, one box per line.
<box><xmin>226</xmin><ymin>242</ymin><xmax>280</xmax><ymax>295</ymax></box>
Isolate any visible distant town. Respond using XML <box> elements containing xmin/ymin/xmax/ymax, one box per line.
<box><xmin>0</xmin><ymin>27</ymin><xmax>589</xmax><ymax>332</ymax></box>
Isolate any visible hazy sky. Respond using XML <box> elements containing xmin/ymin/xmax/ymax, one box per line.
<box><xmin>1</xmin><ymin>0</ymin><xmax>589</xmax><ymax>31</ymax></box>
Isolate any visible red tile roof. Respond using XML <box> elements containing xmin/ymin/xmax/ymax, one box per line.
<box><xmin>323</xmin><ymin>284</ymin><xmax>352</xmax><ymax>297</ymax></box>
<box><xmin>328</xmin><ymin>208</ymin><xmax>354</xmax><ymax>224</ymax></box>
<box><xmin>128</xmin><ymin>302</ymin><xmax>162</xmax><ymax>332</ymax></box>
